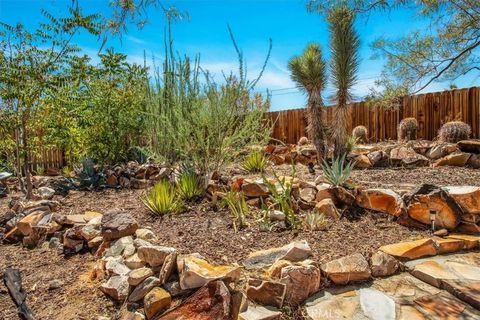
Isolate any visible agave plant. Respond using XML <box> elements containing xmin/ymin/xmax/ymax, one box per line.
<box><xmin>304</xmin><ymin>212</ymin><xmax>330</xmax><ymax>231</ymax></box>
<box><xmin>321</xmin><ymin>155</ymin><xmax>354</xmax><ymax>187</ymax></box>
<box><xmin>222</xmin><ymin>191</ymin><xmax>249</xmax><ymax>232</ymax></box>
<box><xmin>177</xmin><ymin>166</ymin><xmax>204</xmax><ymax>200</ymax></box>
<box><xmin>143</xmin><ymin>180</ymin><xmax>179</xmax><ymax>215</ymax></box>
<box><xmin>242</xmin><ymin>150</ymin><xmax>267</xmax><ymax>173</ymax></box>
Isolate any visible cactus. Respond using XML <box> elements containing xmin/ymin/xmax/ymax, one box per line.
<box><xmin>352</xmin><ymin>125</ymin><xmax>368</xmax><ymax>143</ymax></box>
<box><xmin>438</xmin><ymin>121</ymin><xmax>471</xmax><ymax>143</ymax></box>
<box><xmin>398</xmin><ymin>118</ymin><xmax>418</xmax><ymax>141</ymax></box>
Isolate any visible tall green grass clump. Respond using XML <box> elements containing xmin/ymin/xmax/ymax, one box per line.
<box><xmin>222</xmin><ymin>191</ymin><xmax>249</xmax><ymax>232</ymax></box>
<box><xmin>177</xmin><ymin>166</ymin><xmax>204</xmax><ymax>200</ymax></box>
<box><xmin>143</xmin><ymin>180</ymin><xmax>179</xmax><ymax>215</ymax></box>
<box><xmin>243</xmin><ymin>150</ymin><xmax>267</xmax><ymax>172</ymax></box>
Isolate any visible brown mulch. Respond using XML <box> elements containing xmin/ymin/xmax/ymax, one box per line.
<box><xmin>1</xmin><ymin>165</ymin><xmax>477</xmax><ymax>319</ymax></box>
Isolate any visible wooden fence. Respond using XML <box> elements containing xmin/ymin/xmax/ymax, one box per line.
<box><xmin>268</xmin><ymin>87</ymin><xmax>480</xmax><ymax>144</ymax></box>
<box><xmin>29</xmin><ymin>148</ymin><xmax>65</xmax><ymax>173</ymax></box>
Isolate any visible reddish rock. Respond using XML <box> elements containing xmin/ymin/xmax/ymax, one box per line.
<box><xmin>315</xmin><ymin>199</ymin><xmax>340</xmax><ymax>220</ymax></box>
<box><xmin>356</xmin><ymin>188</ymin><xmax>404</xmax><ymax>217</ymax></box>
<box><xmin>321</xmin><ymin>253</ymin><xmax>371</xmax><ymax>285</ymax></box>
<box><xmin>444</xmin><ymin>186</ymin><xmax>480</xmax><ymax>214</ymax></box>
<box><xmin>241</xmin><ymin>180</ymin><xmax>270</xmax><ymax>198</ymax></box>
<box><xmin>380</xmin><ymin>238</ymin><xmax>437</xmax><ymax>260</ymax></box>
<box><xmin>246</xmin><ymin>278</ymin><xmax>286</xmax><ymax>308</ymax></box>
<box><xmin>101</xmin><ymin>210</ymin><xmax>139</xmax><ymax>241</ymax></box>
<box><xmin>390</xmin><ymin>146</ymin><xmax>429</xmax><ymax>167</ymax></box>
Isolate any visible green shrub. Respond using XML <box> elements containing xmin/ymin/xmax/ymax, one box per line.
<box><xmin>35</xmin><ymin>166</ymin><xmax>45</xmax><ymax>176</ymax></box>
<box><xmin>304</xmin><ymin>212</ymin><xmax>329</xmax><ymax>231</ymax></box>
<box><xmin>177</xmin><ymin>167</ymin><xmax>204</xmax><ymax>200</ymax></box>
<box><xmin>398</xmin><ymin>117</ymin><xmax>418</xmax><ymax>141</ymax></box>
<box><xmin>143</xmin><ymin>180</ymin><xmax>179</xmax><ymax>215</ymax></box>
<box><xmin>438</xmin><ymin>121</ymin><xmax>471</xmax><ymax>143</ymax></box>
<box><xmin>222</xmin><ymin>191</ymin><xmax>249</xmax><ymax>232</ymax></box>
<box><xmin>321</xmin><ymin>155</ymin><xmax>354</xmax><ymax>187</ymax></box>
<box><xmin>345</xmin><ymin>135</ymin><xmax>358</xmax><ymax>153</ymax></box>
<box><xmin>243</xmin><ymin>151</ymin><xmax>267</xmax><ymax>172</ymax></box>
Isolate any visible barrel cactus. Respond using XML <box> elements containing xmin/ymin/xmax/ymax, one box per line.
<box><xmin>438</xmin><ymin>121</ymin><xmax>471</xmax><ymax>143</ymax></box>
<box><xmin>398</xmin><ymin>118</ymin><xmax>418</xmax><ymax>141</ymax></box>
<box><xmin>352</xmin><ymin>125</ymin><xmax>368</xmax><ymax>143</ymax></box>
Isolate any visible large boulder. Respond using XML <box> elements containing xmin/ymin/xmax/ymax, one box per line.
<box><xmin>457</xmin><ymin>140</ymin><xmax>480</xmax><ymax>154</ymax></box>
<box><xmin>433</xmin><ymin>152</ymin><xmax>471</xmax><ymax>167</ymax></box>
<box><xmin>243</xmin><ymin>240</ymin><xmax>312</xmax><ymax>269</ymax></box>
<box><xmin>177</xmin><ymin>255</ymin><xmax>241</xmax><ymax>290</ymax></box>
<box><xmin>101</xmin><ymin>210</ymin><xmax>138</xmax><ymax>241</ymax></box>
<box><xmin>390</xmin><ymin>146</ymin><xmax>429</xmax><ymax>167</ymax></box>
<box><xmin>158</xmin><ymin>281</ymin><xmax>231</xmax><ymax>320</ymax></box>
<box><xmin>356</xmin><ymin>188</ymin><xmax>405</xmax><ymax>217</ymax></box>
<box><xmin>427</xmin><ymin>143</ymin><xmax>458</xmax><ymax>160</ymax></box>
<box><xmin>404</xmin><ymin>184</ymin><xmax>463</xmax><ymax>230</ymax></box>
<box><xmin>379</xmin><ymin>238</ymin><xmax>437</xmax><ymax>260</ymax></box>
<box><xmin>443</xmin><ymin>186</ymin><xmax>480</xmax><ymax>215</ymax></box>
<box><xmin>321</xmin><ymin>253</ymin><xmax>371</xmax><ymax>285</ymax></box>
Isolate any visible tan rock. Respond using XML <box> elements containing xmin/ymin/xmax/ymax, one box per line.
<box><xmin>380</xmin><ymin>238</ymin><xmax>437</xmax><ymax>260</ymax></box>
<box><xmin>427</xmin><ymin>143</ymin><xmax>458</xmax><ymax>160</ymax></box>
<box><xmin>144</xmin><ymin>287</ymin><xmax>171</xmax><ymax>319</ymax></box>
<box><xmin>128</xmin><ymin>276</ymin><xmax>161</xmax><ymax>302</ymax></box>
<box><xmin>447</xmin><ymin>234</ymin><xmax>480</xmax><ymax>249</ymax></box>
<box><xmin>305</xmin><ymin>295</ymin><xmax>359</xmax><ymax>320</ymax></box>
<box><xmin>410</xmin><ymin>260</ymin><xmax>459</xmax><ymax>288</ymax></box>
<box><xmin>354</xmin><ymin>155</ymin><xmax>372</xmax><ymax>168</ymax></box>
<box><xmin>238</xmin><ymin>303</ymin><xmax>282</xmax><ymax>320</ymax></box>
<box><xmin>314</xmin><ymin>198</ymin><xmax>340</xmax><ymax>220</ymax></box>
<box><xmin>159</xmin><ymin>252</ymin><xmax>177</xmax><ymax>284</ymax></box>
<box><xmin>399</xmin><ymin>305</ymin><xmax>426</xmax><ymax>320</ymax></box>
<box><xmin>433</xmin><ymin>152</ymin><xmax>471</xmax><ymax>167</ymax></box>
<box><xmin>367</xmin><ymin>150</ymin><xmax>388</xmax><ymax>166</ymax></box>
<box><xmin>356</xmin><ymin>188</ymin><xmax>404</xmax><ymax>217</ymax></box>
<box><xmin>243</xmin><ymin>240</ymin><xmax>312</xmax><ymax>269</ymax></box>
<box><xmin>125</xmin><ymin>253</ymin><xmax>146</xmax><ymax>269</ymax></box>
<box><xmin>390</xmin><ymin>146</ymin><xmax>429</xmax><ymax>167</ymax></box>
<box><xmin>268</xmin><ymin>154</ymin><xmax>285</xmax><ymax>165</ymax></box>
<box><xmin>158</xmin><ymin>281</ymin><xmax>231</xmax><ymax>320</ymax></box>
<box><xmin>137</xmin><ymin>245</ymin><xmax>176</xmax><ymax>267</ymax></box>
<box><xmin>299</xmin><ymin>187</ymin><xmax>317</xmax><ymax>202</ymax></box>
<box><xmin>128</xmin><ymin>267</ymin><xmax>154</xmax><ymax>286</ymax></box>
<box><xmin>275</xmin><ymin>260</ymin><xmax>321</xmax><ymax>306</ymax></box>
<box><xmin>135</xmin><ymin>228</ymin><xmax>156</xmax><ymax>241</ymax></box>
<box><xmin>241</xmin><ymin>179</ymin><xmax>270</xmax><ymax>197</ymax></box>
<box><xmin>432</xmin><ymin>236</ymin><xmax>465</xmax><ymax>254</ymax></box>
<box><xmin>315</xmin><ymin>183</ymin><xmax>332</xmax><ymax>202</ymax></box>
<box><xmin>17</xmin><ymin>210</ymin><xmax>50</xmax><ymax>236</ymax></box>
<box><xmin>246</xmin><ymin>278</ymin><xmax>286</xmax><ymax>308</ymax></box>
<box><xmin>445</xmin><ymin>261</ymin><xmax>480</xmax><ymax>281</ymax></box>
<box><xmin>444</xmin><ymin>186</ymin><xmax>480</xmax><ymax>214</ymax></box>
<box><xmin>101</xmin><ymin>210</ymin><xmax>139</xmax><ymax>241</ymax></box>
<box><xmin>414</xmin><ymin>292</ymin><xmax>467</xmax><ymax>318</ymax></box>
<box><xmin>321</xmin><ymin>253</ymin><xmax>371</xmax><ymax>285</ymax></box>
<box><xmin>370</xmin><ymin>251</ymin><xmax>399</xmax><ymax>277</ymax></box>
<box><xmin>178</xmin><ymin>255</ymin><xmax>240</xmax><ymax>290</ymax></box>
<box><xmin>100</xmin><ymin>275</ymin><xmax>129</xmax><ymax>301</ymax></box>
<box><xmin>442</xmin><ymin>279</ymin><xmax>480</xmax><ymax>310</ymax></box>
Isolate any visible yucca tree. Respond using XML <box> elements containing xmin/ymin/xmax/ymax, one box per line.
<box><xmin>329</xmin><ymin>5</ymin><xmax>360</xmax><ymax>158</ymax></box>
<box><xmin>288</xmin><ymin>44</ymin><xmax>327</xmax><ymax>163</ymax></box>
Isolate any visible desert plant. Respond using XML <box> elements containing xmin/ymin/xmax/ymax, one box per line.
<box><xmin>222</xmin><ymin>191</ymin><xmax>249</xmax><ymax>232</ymax></box>
<box><xmin>345</xmin><ymin>136</ymin><xmax>358</xmax><ymax>154</ymax></box>
<box><xmin>243</xmin><ymin>151</ymin><xmax>267</xmax><ymax>173</ymax></box>
<box><xmin>329</xmin><ymin>5</ymin><xmax>360</xmax><ymax>158</ymax></box>
<box><xmin>143</xmin><ymin>180</ymin><xmax>179</xmax><ymax>215</ymax></box>
<box><xmin>438</xmin><ymin>121</ymin><xmax>471</xmax><ymax>143</ymax></box>
<box><xmin>62</xmin><ymin>166</ymin><xmax>74</xmax><ymax>177</ymax></box>
<box><xmin>321</xmin><ymin>155</ymin><xmax>354</xmax><ymax>187</ymax></box>
<box><xmin>352</xmin><ymin>125</ymin><xmax>368</xmax><ymax>143</ymax></box>
<box><xmin>288</xmin><ymin>44</ymin><xmax>327</xmax><ymax>163</ymax></box>
<box><xmin>304</xmin><ymin>212</ymin><xmax>330</xmax><ymax>231</ymax></box>
<box><xmin>177</xmin><ymin>166</ymin><xmax>204</xmax><ymax>200</ymax></box>
<box><xmin>35</xmin><ymin>166</ymin><xmax>45</xmax><ymax>176</ymax></box>
<box><xmin>76</xmin><ymin>158</ymin><xmax>106</xmax><ymax>190</ymax></box>
<box><xmin>398</xmin><ymin>117</ymin><xmax>418</xmax><ymax>141</ymax></box>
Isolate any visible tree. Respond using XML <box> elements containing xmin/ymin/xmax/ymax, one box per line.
<box><xmin>307</xmin><ymin>0</ymin><xmax>480</xmax><ymax>94</ymax></box>
<box><xmin>288</xmin><ymin>44</ymin><xmax>327</xmax><ymax>162</ymax></box>
<box><xmin>328</xmin><ymin>5</ymin><xmax>360</xmax><ymax>157</ymax></box>
<box><xmin>0</xmin><ymin>11</ymin><xmax>100</xmax><ymax>199</ymax></box>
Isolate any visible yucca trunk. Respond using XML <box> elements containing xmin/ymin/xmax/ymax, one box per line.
<box><xmin>307</xmin><ymin>89</ymin><xmax>325</xmax><ymax>163</ymax></box>
<box><xmin>332</xmin><ymin>99</ymin><xmax>349</xmax><ymax>158</ymax></box>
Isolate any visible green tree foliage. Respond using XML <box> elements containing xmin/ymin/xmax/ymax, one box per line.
<box><xmin>328</xmin><ymin>5</ymin><xmax>360</xmax><ymax>157</ymax></box>
<box><xmin>288</xmin><ymin>44</ymin><xmax>327</xmax><ymax>162</ymax></box>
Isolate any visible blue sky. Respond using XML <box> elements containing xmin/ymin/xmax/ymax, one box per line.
<box><xmin>1</xmin><ymin>0</ymin><xmax>478</xmax><ymax>111</ymax></box>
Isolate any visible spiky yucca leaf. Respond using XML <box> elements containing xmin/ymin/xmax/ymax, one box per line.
<box><xmin>222</xmin><ymin>191</ymin><xmax>249</xmax><ymax>232</ymax></box>
<box><xmin>177</xmin><ymin>167</ymin><xmax>204</xmax><ymax>200</ymax></box>
<box><xmin>243</xmin><ymin>150</ymin><xmax>267</xmax><ymax>172</ymax></box>
<box><xmin>143</xmin><ymin>180</ymin><xmax>179</xmax><ymax>215</ymax></box>
<box><xmin>321</xmin><ymin>155</ymin><xmax>354</xmax><ymax>187</ymax></box>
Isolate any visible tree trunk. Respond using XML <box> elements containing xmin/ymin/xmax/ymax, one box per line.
<box><xmin>21</xmin><ymin>119</ymin><xmax>33</xmax><ymax>199</ymax></box>
<box><xmin>332</xmin><ymin>103</ymin><xmax>349</xmax><ymax>158</ymax></box>
<box><xmin>306</xmin><ymin>90</ymin><xmax>325</xmax><ymax>164</ymax></box>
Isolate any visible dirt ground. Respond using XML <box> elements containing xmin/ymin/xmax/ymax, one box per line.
<box><xmin>1</xmin><ymin>165</ymin><xmax>478</xmax><ymax>319</ymax></box>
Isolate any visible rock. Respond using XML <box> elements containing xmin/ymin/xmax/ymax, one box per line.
<box><xmin>88</xmin><ymin>236</ymin><xmax>104</xmax><ymax>249</ymax></box>
<box><xmin>125</xmin><ymin>253</ymin><xmax>147</xmax><ymax>269</ymax></box>
<box><xmin>268</xmin><ymin>154</ymin><xmax>285</xmax><ymax>165</ymax></box>
<box><xmin>321</xmin><ymin>253</ymin><xmax>371</xmax><ymax>284</ymax></box>
<box><xmin>314</xmin><ymin>199</ymin><xmax>340</xmax><ymax>220</ymax></box>
<box><xmin>238</xmin><ymin>303</ymin><xmax>282</xmax><ymax>320</ymax></box>
<box><xmin>315</xmin><ymin>183</ymin><xmax>332</xmax><ymax>202</ymax></box>
<box><xmin>48</xmin><ymin>279</ymin><xmax>64</xmax><ymax>290</ymax></box>
<box><xmin>246</xmin><ymin>279</ymin><xmax>286</xmax><ymax>308</ymax></box>
<box><xmin>445</xmin><ymin>261</ymin><xmax>480</xmax><ymax>281</ymax></box>
<box><xmin>163</xmin><ymin>281</ymin><xmax>191</xmax><ymax>298</ymax></box>
<box><xmin>356</xmin><ymin>188</ymin><xmax>405</xmax><ymax>217</ymax></box>
<box><xmin>432</xmin><ymin>236</ymin><xmax>465</xmax><ymax>254</ymax></box>
<box><xmin>105</xmin><ymin>259</ymin><xmax>131</xmax><ymax>276</ymax></box>
<box><xmin>434</xmin><ymin>228</ymin><xmax>449</xmax><ymax>237</ymax></box>
<box><xmin>63</xmin><ymin>228</ymin><xmax>84</xmax><ymax>252</ymax></box>
<box><xmin>367</xmin><ymin>150</ymin><xmax>388</xmax><ymax>167</ymax></box>
<box><xmin>433</xmin><ymin>152</ymin><xmax>471</xmax><ymax>167</ymax></box>
<box><xmin>390</xmin><ymin>146</ymin><xmax>429</xmax><ymax>167</ymax></box>
<box><xmin>457</xmin><ymin>139</ymin><xmax>480</xmax><ymax>154</ymax></box>
<box><xmin>272</xmin><ymin>260</ymin><xmax>321</xmax><ymax>306</ymax></box>
<box><xmin>241</xmin><ymin>179</ymin><xmax>270</xmax><ymax>197</ymax></box>
<box><xmin>370</xmin><ymin>251</ymin><xmax>399</xmax><ymax>277</ymax></box>
<box><xmin>467</xmin><ymin>153</ymin><xmax>480</xmax><ymax>168</ymax></box>
<box><xmin>80</xmin><ymin>224</ymin><xmax>101</xmax><ymax>241</ymax></box>
<box><xmin>105</xmin><ymin>236</ymin><xmax>134</xmax><ymax>258</ymax></box>
<box><xmin>442</xmin><ymin>280</ymin><xmax>480</xmax><ymax>310</ymax></box>
<box><xmin>359</xmin><ymin>288</ymin><xmax>396</xmax><ymax>320</ymax></box>
<box><xmin>159</xmin><ymin>252</ymin><xmax>177</xmax><ymax>285</ymax></box>
<box><xmin>101</xmin><ymin>210</ymin><xmax>138</xmax><ymax>241</ymax></box>
<box><xmin>414</xmin><ymin>292</ymin><xmax>468</xmax><ymax>319</ymax></box>
<box><xmin>380</xmin><ymin>238</ymin><xmax>437</xmax><ymax>260</ymax></box>
<box><xmin>144</xmin><ymin>287</ymin><xmax>171</xmax><ymax>319</ymax></box>
<box><xmin>131</xmin><ymin>178</ymin><xmax>149</xmax><ymax>189</ymax></box>
<box><xmin>268</xmin><ymin>210</ymin><xmax>285</xmax><ymax>221</ymax></box>
<box><xmin>100</xmin><ymin>275</ymin><xmax>129</xmax><ymax>301</ymax></box>
<box><xmin>128</xmin><ymin>276</ymin><xmax>161</xmax><ymax>302</ymax></box>
<box><xmin>128</xmin><ymin>267</ymin><xmax>154</xmax><ymax>286</ymax></box>
<box><xmin>158</xmin><ymin>281</ymin><xmax>231</xmax><ymax>320</ymax></box>
<box><xmin>410</xmin><ymin>260</ymin><xmax>459</xmax><ymax>288</ymax></box>
<box><xmin>444</xmin><ymin>186</ymin><xmax>480</xmax><ymax>214</ymax></box>
<box><xmin>106</xmin><ymin>174</ymin><xmax>118</xmax><ymax>187</ymax></box>
<box><xmin>121</xmin><ymin>311</ymin><xmax>145</xmax><ymax>320</ymax></box>
<box><xmin>305</xmin><ymin>295</ymin><xmax>358</xmax><ymax>320</ymax></box>
<box><xmin>298</xmin><ymin>136</ymin><xmax>309</xmax><ymax>145</ymax></box>
<box><xmin>137</xmin><ymin>245</ymin><xmax>176</xmax><ymax>267</ymax></box>
<box><xmin>37</xmin><ymin>187</ymin><xmax>55</xmax><ymax>200</ymax></box>
<box><xmin>243</xmin><ymin>240</ymin><xmax>312</xmax><ymax>269</ymax></box>
<box><xmin>17</xmin><ymin>210</ymin><xmax>50</xmax><ymax>236</ymax></box>
<box><xmin>299</xmin><ymin>187</ymin><xmax>317</xmax><ymax>203</ymax></box>
<box><xmin>354</xmin><ymin>155</ymin><xmax>372</xmax><ymax>168</ymax></box>
<box><xmin>135</xmin><ymin>228</ymin><xmax>156</xmax><ymax>241</ymax></box>
<box><xmin>178</xmin><ymin>255</ymin><xmax>240</xmax><ymax>290</ymax></box>
<box><xmin>447</xmin><ymin>234</ymin><xmax>480</xmax><ymax>249</ymax></box>
<box><xmin>427</xmin><ymin>143</ymin><xmax>458</xmax><ymax>160</ymax></box>
<box><xmin>405</xmin><ymin>184</ymin><xmax>463</xmax><ymax>230</ymax></box>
